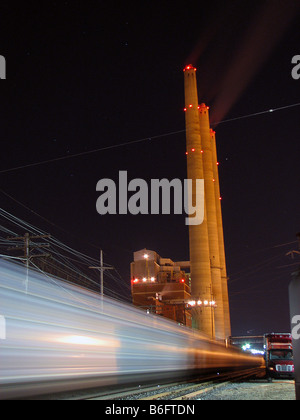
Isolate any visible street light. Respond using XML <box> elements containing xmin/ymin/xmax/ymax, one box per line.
<box><xmin>187</xmin><ymin>300</ymin><xmax>217</xmax><ymax>308</ymax></box>
<box><xmin>186</xmin><ymin>299</ymin><xmax>217</xmax><ymax>339</ymax></box>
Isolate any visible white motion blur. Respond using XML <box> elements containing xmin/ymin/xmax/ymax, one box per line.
<box><xmin>0</xmin><ymin>259</ymin><xmax>263</xmax><ymax>399</ymax></box>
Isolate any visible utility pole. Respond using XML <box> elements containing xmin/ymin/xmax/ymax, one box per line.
<box><xmin>89</xmin><ymin>249</ymin><xmax>114</xmax><ymax>302</ymax></box>
<box><xmin>7</xmin><ymin>232</ymin><xmax>51</xmax><ymax>292</ymax></box>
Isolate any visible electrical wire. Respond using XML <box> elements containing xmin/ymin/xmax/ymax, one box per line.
<box><xmin>0</xmin><ymin>129</ymin><xmax>186</xmax><ymax>174</ymax></box>
<box><xmin>1</xmin><ymin>102</ymin><xmax>299</xmax><ymax>175</ymax></box>
<box><xmin>213</xmin><ymin>102</ymin><xmax>300</xmax><ymax>126</ymax></box>
<box><xmin>229</xmin><ymin>271</ymin><xmax>290</xmax><ymax>297</ymax></box>
<box><xmin>0</xmin><ymin>207</ymin><xmax>131</xmax><ymax>301</ymax></box>
<box><xmin>228</xmin><ymin>250</ymin><xmax>295</xmax><ymax>283</ymax></box>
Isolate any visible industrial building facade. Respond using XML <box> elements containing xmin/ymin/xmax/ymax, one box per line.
<box><xmin>130</xmin><ymin>249</ymin><xmax>192</xmax><ymax>327</ymax></box>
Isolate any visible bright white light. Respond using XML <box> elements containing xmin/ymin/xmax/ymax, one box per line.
<box><xmin>188</xmin><ymin>300</ymin><xmax>196</xmax><ymax>306</ymax></box>
<box><xmin>58</xmin><ymin>335</ymin><xmax>119</xmax><ymax>347</ymax></box>
<box><xmin>250</xmin><ymin>349</ymin><xmax>265</xmax><ymax>355</ymax></box>
<box><xmin>204</xmin><ymin>300</ymin><xmax>208</xmax><ymax>305</ymax></box>
<box><xmin>144</xmin><ymin>253</ymin><xmax>149</xmax><ymax>259</ymax></box>
<box><xmin>142</xmin><ymin>277</ymin><xmax>147</xmax><ymax>282</ymax></box>
<box><xmin>242</xmin><ymin>343</ymin><xmax>251</xmax><ymax>351</ymax></box>
<box><xmin>150</xmin><ymin>277</ymin><xmax>155</xmax><ymax>282</ymax></box>
<box><xmin>197</xmin><ymin>300</ymin><xmax>202</xmax><ymax>305</ymax></box>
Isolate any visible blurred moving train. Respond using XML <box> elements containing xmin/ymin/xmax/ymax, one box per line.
<box><xmin>0</xmin><ymin>259</ymin><xmax>264</xmax><ymax>399</ymax></box>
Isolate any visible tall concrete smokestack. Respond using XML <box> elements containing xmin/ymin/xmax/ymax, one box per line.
<box><xmin>198</xmin><ymin>103</ymin><xmax>225</xmax><ymax>340</ymax></box>
<box><xmin>210</xmin><ymin>129</ymin><xmax>231</xmax><ymax>338</ymax></box>
<box><xmin>183</xmin><ymin>65</ymin><xmax>231</xmax><ymax>340</ymax></box>
<box><xmin>183</xmin><ymin>65</ymin><xmax>213</xmax><ymax>336</ymax></box>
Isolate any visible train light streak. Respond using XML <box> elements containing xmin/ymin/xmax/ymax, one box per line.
<box><xmin>57</xmin><ymin>335</ymin><xmax>120</xmax><ymax>347</ymax></box>
<box><xmin>0</xmin><ymin>258</ymin><xmax>263</xmax><ymax>399</ymax></box>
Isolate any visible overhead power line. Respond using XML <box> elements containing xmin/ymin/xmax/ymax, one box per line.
<box><xmin>0</xmin><ymin>102</ymin><xmax>299</xmax><ymax>175</ymax></box>
<box><xmin>0</xmin><ymin>129</ymin><xmax>186</xmax><ymax>175</ymax></box>
<box><xmin>212</xmin><ymin>103</ymin><xmax>300</xmax><ymax>126</ymax></box>
<box><xmin>0</xmin><ymin>207</ymin><xmax>131</xmax><ymax>300</ymax></box>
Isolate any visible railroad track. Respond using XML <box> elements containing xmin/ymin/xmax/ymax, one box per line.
<box><xmin>85</xmin><ymin>367</ymin><xmax>265</xmax><ymax>401</ymax></box>
<box><xmin>138</xmin><ymin>368</ymin><xmax>264</xmax><ymax>401</ymax></box>
<box><xmin>81</xmin><ymin>380</ymin><xmax>191</xmax><ymax>401</ymax></box>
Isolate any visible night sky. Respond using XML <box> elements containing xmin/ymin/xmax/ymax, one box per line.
<box><xmin>1</xmin><ymin>1</ymin><xmax>299</xmax><ymax>337</ymax></box>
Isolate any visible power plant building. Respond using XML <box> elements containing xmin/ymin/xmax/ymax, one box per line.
<box><xmin>130</xmin><ymin>249</ymin><xmax>192</xmax><ymax>327</ymax></box>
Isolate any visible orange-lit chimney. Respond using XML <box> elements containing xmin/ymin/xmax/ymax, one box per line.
<box><xmin>183</xmin><ymin>65</ymin><xmax>213</xmax><ymax>336</ymax></box>
<box><xmin>183</xmin><ymin>65</ymin><xmax>231</xmax><ymax>340</ymax></box>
